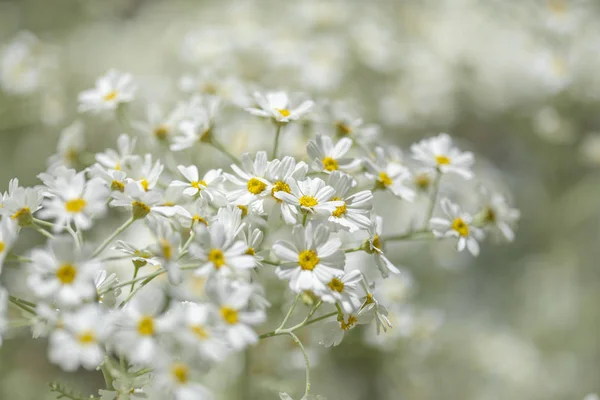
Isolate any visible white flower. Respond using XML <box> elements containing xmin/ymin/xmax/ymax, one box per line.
<box><xmin>0</xmin><ymin>32</ymin><xmax>44</xmax><ymax>95</ymax></box>
<box><xmin>188</xmin><ymin>223</ymin><xmax>255</xmax><ymax>280</ymax></box>
<box><xmin>366</xmin><ymin>216</ymin><xmax>400</xmax><ymax>278</ymax></box>
<box><xmin>171</xmin><ymin>165</ymin><xmax>224</xmax><ymax>203</ymax></box>
<box><xmin>364</xmin><ymin>147</ymin><xmax>415</xmax><ymax>201</ymax></box>
<box><xmin>28</xmin><ymin>237</ymin><xmax>100</xmax><ymax>307</ymax></box>
<box><xmin>430</xmin><ymin>198</ymin><xmax>484</xmax><ymax>256</ymax></box>
<box><xmin>207</xmin><ymin>280</ymin><xmax>265</xmax><ymax>350</ymax></box>
<box><xmin>163</xmin><ymin>302</ymin><xmax>229</xmax><ymax>362</ymax></box>
<box><xmin>133</xmin><ymin>103</ymin><xmax>183</xmax><ymax>145</ymax></box>
<box><xmin>320</xmin><ymin>311</ymin><xmax>371</xmax><ymax>347</ymax></box>
<box><xmin>411</xmin><ymin>133</ymin><xmax>474</xmax><ymax>179</ymax></box>
<box><xmin>307</xmin><ymin>134</ymin><xmax>360</xmax><ymax>173</ymax></box>
<box><xmin>125</xmin><ymin>154</ymin><xmax>164</xmax><ymax>192</ymax></box>
<box><xmin>150</xmin><ymin>353</ymin><xmax>213</xmax><ymax>400</ymax></box>
<box><xmin>95</xmin><ymin>134</ymin><xmax>137</xmax><ymax>172</ymax></box>
<box><xmin>147</xmin><ymin>221</ymin><xmax>183</xmax><ymax>284</ymax></box>
<box><xmin>264</xmin><ymin>156</ymin><xmax>308</xmax><ymax>225</ymax></box>
<box><xmin>478</xmin><ymin>187</ymin><xmax>520</xmax><ymax>242</ymax></box>
<box><xmin>0</xmin><ymin>217</ymin><xmax>19</xmax><ymax>273</ymax></box>
<box><xmin>78</xmin><ymin>69</ymin><xmax>136</xmax><ymax>113</ymax></box>
<box><xmin>326</xmin><ymin>171</ymin><xmax>372</xmax><ymax>232</ymax></box>
<box><xmin>224</xmin><ymin>151</ymin><xmax>271</xmax><ymax>205</ymax></box>
<box><xmin>273</xmin><ymin>223</ymin><xmax>345</xmax><ymax>293</ymax></box>
<box><xmin>48</xmin><ymin>304</ymin><xmax>109</xmax><ymax>371</ymax></box>
<box><xmin>111</xmin><ymin>182</ymin><xmax>189</xmax><ymax>221</ymax></box>
<box><xmin>240</xmin><ymin>226</ymin><xmax>264</xmax><ymax>263</ymax></box>
<box><xmin>112</xmin><ymin>286</ymin><xmax>169</xmax><ymax>365</ymax></box>
<box><xmin>99</xmin><ymin>376</ymin><xmax>148</xmax><ymax>400</ymax></box>
<box><xmin>48</xmin><ymin>121</ymin><xmax>86</xmax><ymax>169</ymax></box>
<box><xmin>170</xmin><ymin>96</ymin><xmax>220</xmax><ymax>151</ymax></box>
<box><xmin>274</xmin><ymin>177</ymin><xmax>344</xmax><ymax>222</ymax></box>
<box><xmin>38</xmin><ymin>171</ymin><xmax>109</xmax><ymax>232</ymax></box>
<box><xmin>0</xmin><ymin>178</ymin><xmax>43</xmax><ymax>226</ymax></box>
<box><xmin>245</xmin><ymin>91</ymin><xmax>313</xmax><ymax>123</ymax></box>
<box><xmin>94</xmin><ymin>270</ymin><xmax>121</xmax><ymax>307</ymax></box>
<box><xmin>317</xmin><ymin>269</ymin><xmax>363</xmax><ymax>313</ymax></box>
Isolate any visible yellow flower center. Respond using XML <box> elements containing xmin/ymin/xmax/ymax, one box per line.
<box><xmin>378</xmin><ymin>172</ymin><xmax>393</xmax><ymax>187</ymax></box>
<box><xmin>322</xmin><ymin>157</ymin><xmax>339</xmax><ymax>171</ymax></box>
<box><xmin>331</xmin><ymin>197</ymin><xmax>347</xmax><ymax>218</ymax></box>
<box><xmin>276</xmin><ymin>108</ymin><xmax>290</xmax><ymax>117</ymax></box>
<box><xmin>340</xmin><ymin>315</ymin><xmax>358</xmax><ymax>331</ymax></box>
<box><xmin>11</xmin><ymin>207</ymin><xmax>32</xmax><ymax>226</ymax></box>
<box><xmin>484</xmin><ymin>207</ymin><xmax>496</xmax><ymax>223</ymax></box>
<box><xmin>171</xmin><ymin>363</ymin><xmax>189</xmax><ymax>384</ymax></box>
<box><xmin>548</xmin><ymin>0</ymin><xmax>567</xmax><ymax>15</ymax></box>
<box><xmin>451</xmin><ymin>218</ymin><xmax>469</xmax><ymax>237</ymax></box>
<box><xmin>271</xmin><ymin>180</ymin><xmax>291</xmax><ymax>201</ymax></box>
<box><xmin>111</xmin><ymin>180</ymin><xmax>125</xmax><ymax>192</ymax></box>
<box><xmin>56</xmin><ymin>264</ymin><xmax>77</xmax><ymax>284</ymax></box>
<box><xmin>153</xmin><ymin>125</ymin><xmax>169</xmax><ymax>140</ymax></box>
<box><xmin>160</xmin><ymin>239</ymin><xmax>172</xmax><ymax>260</ymax></box>
<box><xmin>220</xmin><ymin>306</ymin><xmax>239</xmax><ymax>325</ymax></box>
<box><xmin>140</xmin><ymin>179</ymin><xmax>150</xmax><ymax>191</ymax></box>
<box><xmin>435</xmin><ymin>155</ymin><xmax>450</xmax><ymax>165</ymax></box>
<box><xmin>298</xmin><ymin>249</ymin><xmax>319</xmax><ymax>271</ymax></box>
<box><xmin>77</xmin><ymin>331</ymin><xmax>96</xmax><ymax>345</ymax></box>
<box><xmin>237</xmin><ymin>205</ymin><xmax>248</xmax><ymax>217</ymax></box>
<box><xmin>103</xmin><ymin>90</ymin><xmax>118</xmax><ymax>102</ymax></box>
<box><xmin>328</xmin><ymin>277</ymin><xmax>345</xmax><ymax>293</ymax></box>
<box><xmin>208</xmin><ymin>248</ymin><xmax>225</xmax><ymax>269</ymax></box>
<box><xmin>0</xmin><ymin>242</ymin><xmax>5</xmax><ymax>253</ymax></box>
<box><xmin>190</xmin><ymin>180</ymin><xmax>207</xmax><ymax>190</ymax></box>
<box><xmin>64</xmin><ymin>198</ymin><xmax>87</xmax><ymax>213</ymax></box>
<box><xmin>192</xmin><ymin>214</ymin><xmax>208</xmax><ymax>226</ymax></box>
<box><xmin>299</xmin><ymin>195</ymin><xmax>318</xmax><ymax>208</ymax></box>
<box><xmin>247</xmin><ymin>178</ymin><xmax>267</xmax><ymax>195</ymax></box>
<box><xmin>414</xmin><ymin>174</ymin><xmax>431</xmax><ymax>189</ymax></box>
<box><xmin>190</xmin><ymin>325</ymin><xmax>209</xmax><ymax>339</ymax></box>
<box><xmin>372</xmin><ymin>235</ymin><xmax>382</xmax><ymax>251</ymax></box>
<box><xmin>245</xmin><ymin>247</ymin><xmax>255</xmax><ymax>256</ymax></box>
<box><xmin>114</xmin><ymin>162</ymin><xmax>121</xmax><ymax>171</ymax></box>
<box><xmin>137</xmin><ymin>316</ymin><xmax>154</xmax><ymax>336</ymax></box>
<box><xmin>336</xmin><ymin>121</ymin><xmax>352</xmax><ymax>135</ymax></box>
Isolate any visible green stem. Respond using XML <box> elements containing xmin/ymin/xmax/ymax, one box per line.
<box><xmin>287</xmin><ymin>332</ymin><xmax>310</xmax><ymax>397</ymax></box>
<box><xmin>210</xmin><ymin>139</ymin><xmax>241</xmax><ymax>164</ymax></box>
<box><xmin>259</xmin><ymin>311</ymin><xmax>337</xmax><ymax>339</ymax></box>
<box><xmin>129</xmin><ymin>265</ymin><xmax>140</xmax><ymax>294</ymax></box>
<box><xmin>8</xmin><ymin>296</ymin><xmax>36</xmax><ymax>315</ymax></box>
<box><xmin>272</xmin><ymin>123</ymin><xmax>283</xmax><ymax>159</ymax></box>
<box><xmin>92</xmin><ymin>217</ymin><xmax>135</xmax><ymax>258</ymax></box>
<box><xmin>275</xmin><ymin>293</ymin><xmax>301</xmax><ymax>333</ymax></box>
<box><xmin>31</xmin><ymin>224</ymin><xmax>54</xmax><ymax>240</ymax></box>
<box><xmin>98</xmin><ymin>269</ymin><xmax>165</xmax><ymax>296</ymax></box>
<box><xmin>423</xmin><ymin>171</ymin><xmax>442</xmax><ymax>229</ymax></box>
<box><xmin>32</xmin><ymin>218</ymin><xmax>54</xmax><ymax>229</ymax></box>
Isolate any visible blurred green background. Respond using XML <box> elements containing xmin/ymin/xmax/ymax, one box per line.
<box><xmin>1</xmin><ymin>0</ymin><xmax>599</xmax><ymax>399</ymax></box>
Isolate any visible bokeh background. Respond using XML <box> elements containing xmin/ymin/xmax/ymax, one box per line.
<box><xmin>0</xmin><ymin>0</ymin><xmax>599</xmax><ymax>399</ymax></box>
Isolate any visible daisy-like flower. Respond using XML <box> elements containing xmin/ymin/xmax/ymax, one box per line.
<box><xmin>430</xmin><ymin>198</ymin><xmax>484</xmax><ymax>256</ymax></box>
<box><xmin>95</xmin><ymin>134</ymin><xmax>137</xmax><ymax>172</ymax></box>
<box><xmin>320</xmin><ymin>310</ymin><xmax>371</xmax><ymax>347</ymax></box>
<box><xmin>0</xmin><ymin>31</ymin><xmax>44</xmax><ymax>95</ymax></box>
<box><xmin>113</xmin><ymin>240</ymin><xmax>160</xmax><ymax>267</ymax></box>
<box><xmin>111</xmin><ymin>182</ymin><xmax>189</xmax><ymax>221</ymax></box>
<box><xmin>170</xmin><ymin>96</ymin><xmax>220</xmax><ymax>151</ymax></box>
<box><xmin>240</xmin><ymin>226</ymin><xmax>264</xmax><ymax>263</ymax></box>
<box><xmin>163</xmin><ymin>302</ymin><xmax>229</xmax><ymax>362</ymax></box>
<box><xmin>273</xmin><ymin>223</ymin><xmax>345</xmax><ymax>293</ymax></box>
<box><xmin>48</xmin><ymin>304</ymin><xmax>109</xmax><ymax>371</ymax></box>
<box><xmin>0</xmin><ymin>217</ymin><xmax>19</xmax><ymax>273</ymax></box>
<box><xmin>411</xmin><ymin>133</ymin><xmax>474</xmax><ymax>179</ymax></box>
<box><xmin>0</xmin><ymin>178</ymin><xmax>43</xmax><ymax>226</ymax></box>
<box><xmin>94</xmin><ymin>270</ymin><xmax>121</xmax><ymax>308</ymax></box>
<box><xmin>208</xmin><ymin>279</ymin><xmax>266</xmax><ymax>350</ymax></box>
<box><xmin>37</xmin><ymin>171</ymin><xmax>109</xmax><ymax>232</ymax></box>
<box><xmin>48</xmin><ymin>120</ymin><xmax>86</xmax><ymax>169</ymax></box>
<box><xmin>188</xmin><ymin>222</ymin><xmax>255</xmax><ymax>279</ymax></box>
<box><xmin>324</xmin><ymin>101</ymin><xmax>380</xmax><ymax>145</ymax></box>
<box><xmin>99</xmin><ymin>376</ymin><xmax>149</xmax><ymax>400</ymax></box>
<box><xmin>133</xmin><ymin>103</ymin><xmax>183</xmax><ymax>145</ymax></box>
<box><xmin>306</xmin><ymin>134</ymin><xmax>361</xmax><ymax>173</ymax></box>
<box><xmin>112</xmin><ymin>286</ymin><xmax>169</xmax><ymax>365</ymax></box>
<box><xmin>27</xmin><ymin>236</ymin><xmax>100</xmax><ymax>307</ymax></box>
<box><xmin>245</xmin><ymin>91</ymin><xmax>313</xmax><ymax>123</ymax></box>
<box><xmin>264</xmin><ymin>156</ymin><xmax>308</xmax><ymax>225</ymax></box>
<box><xmin>365</xmin><ymin>216</ymin><xmax>400</xmax><ymax>278</ymax></box>
<box><xmin>364</xmin><ymin>147</ymin><xmax>415</xmax><ymax>201</ymax></box>
<box><xmin>147</xmin><ymin>221</ymin><xmax>183</xmax><ymax>284</ymax></box>
<box><xmin>224</xmin><ymin>151</ymin><xmax>271</xmax><ymax>206</ymax></box>
<box><xmin>150</xmin><ymin>353</ymin><xmax>213</xmax><ymax>400</ymax></box>
<box><xmin>477</xmin><ymin>187</ymin><xmax>520</xmax><ymax>242</ymax></box>
<box><xmin>171</xmin><ymin>165</ymin><xmax>224</xmax><ymax>203</ymax></box>
<box><xmin>78</xmin><ymin>69</ymin><xmax>136</xmax><ymax>113</ymax></box>
<box><xmin>274</xmin><ymin>177</ymin><xmax>343</xmax><ymax>222</ymax></box>
<box><xmin>90</xmin><ymin>166</ymin><xmax>128</xmax><ymax>193</ymax></box>
<box><xmin>316</xmin><ymin>269</ymin><xmax>363</xmax><ymax>313</ymax></box>
<box><xmin>126</xmin><ymin>154</ymin><xmax>164</xmax><ymax>192</ymax></box>
<box><xmin>327</xmin><ymin>171</ymin><xmax>372</xmax><ymax>232</ymax></box>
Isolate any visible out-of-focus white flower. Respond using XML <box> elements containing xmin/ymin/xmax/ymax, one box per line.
<box><xmin>95</xmin><ymin>134</ymin><xmax>137</xmax><ymax>172</ymax></box>
<box><xmin>48</xmin><ymin>304</ymin><xmax>109</xmax><ymax>371</ymax></box>
<box><xmin>307</xmin><ymin>134</ymin><xmax>361</xmax><ymax>173</ymax></box>
<box><xmin>320</xmin><ymin>311</ymin><xmax>371</xmax><ymax>347</ymax></box>
<box><xmin>411</xmin><ymin>133</ymin><xmax>474</xmax><ymax>179</ymax></box>
<box><xmin>28</xmin><ymin>236</ymin><xmax>100</xmax><ymax>307</ymax></box>
<box><xmin>273</xmin><ymin>223</ymin><xmax>345</xmax><ymax>293</ymax></box>
<box><xmin>111</xmin><ymin>182</ymin><xmax>189</xmax><ymax>221</ymax></box>
<box><xmin>365</xmin><ymin>216</ymin><xmax>400</xmax><ymax>278</ymax></box>
<box><xmin>364</xmin><ymin>147</ymin><xmax>415</xmax><ymax>201</ymax></box>
<box><xmin>78</xmin><ymin>69</ymin><xmax>136</xmax><ymax>113</ymax></box>
<box><xmin>150</xmin><ymin>353</ymin><xmax>213</xmax><ymax>400</ymax></box>
<box><xmin>0</xmin><ymin>178</ymin><xmax>43</xmax><ymax>226</ymax></box>
<box><xmin>48</xmin><ymin>121</ymin><xmax>86</xmax><ymax>169</ymax></box>
<box><xmin>478</xmin><ymin>187</ymin><xmax>520</xmax><ymax>242</ymax></box>
<box><xmin>430</xmin><ymin>198</ymin><xmax>484</xmax><ymax>256</ymax></box>
<box><xmin>0</xmin><ymin>217</ymin><xmax>19</xmax><ymax>273</ymax></box>
<box><xmin>0</xmin><ymin>32</ymin><xmax>46</xmax><ymax>95</ymax></box>
<box><xmin>245</xmin><ymin>91</ymin><xmax>313</xmax><ymax>123</ymax></box>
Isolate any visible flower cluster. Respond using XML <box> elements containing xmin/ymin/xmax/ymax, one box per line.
<box><xmin>0</xmin><ymin>66</ymin><xmax>519</xmax><ymax>400</ymax></box>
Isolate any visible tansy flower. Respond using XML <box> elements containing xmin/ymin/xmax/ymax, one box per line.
<box><xmin>48</xmin><ymin>304</ymin><xmax>109</xmax><ymax>371</ymax></box>
<box><xmin>326</xmin><ymin>171</ymin><xmax>372</xmax><ymax>232</ymax></box>
<box><xmin>150</xmin><ymin>353</ymin><xmax>213</xmax><ymax>400</ymax></box>
<box><xmin>307</xmin><ymin>134</ymin><xmax>361</xmax><ymax>173</ymax></box>
<box><xmin>245</xmin><ymin>91</ymin><xmax>313</xmax><ymax>123</ymax></box>
<box><xmin>78</xmin><ymin>69</ymin><xmax>136</xmax><ymax>113</ymax></box>
<box><xmin>225</xmin><ymin>151</ymin><xmax>271</xmax><ymax>206</ymax></box>
<box><xmin>365</xmin><ymin>216</ymin><xmax>400</xmax><ymax>278</ymax></box>
<box><xmin>27</xmin><ymin>236</ymin><xmax>100</xmax><ymax>307</ymax></box>
<box><xmin>273</xmin><ymin>223</ymin><xmax>345</xmax><ymax>293</ymax></box>
<box><xmin>170</xmin><ymin>165</ymin><xmax>225</xmax><ymax>203</ymax></box>
<box><xmin>411</xmin><ymin>133</ymin><xmax>474</xmax><ymax>179</ymax></box>
<box><xmin>316</xmin><ymin>269</ymin><xmax>363</xmax><ymax>313</ymax></box>
<box><xmin>264</xmin><ymin>156</ymin><xmax>308</xmax><ymax>225</ymax></box>
<box><xmin>133</xmin><ymin>103</ymin><xmax>183</xmax><ymax>145</ymax></box>
<box><xmin>477</xmin><ymin>187</ymin><xmax>520</xmax><ymax>242</ymax></box>
<box><xmin>95</xmin><ymin>134</ymin><xmax>137</xmax><ymax>172</ymax></box>
<box><xmin>111</xmin><ymin>182</ymin><xmax>189</xmax><ymax>222</ymax></box>
<box><xmin>364</xmin><ymin>147</ymin><xmax>415</xmax><ymax>201</ymax></box>
<box><xmin>273</xmin><ymin>177</ymin><xmax>344</xmax><ymax>222</ymax></box>
<box><xmin>430</xmin><ymin>197</ymin><xmax>484</xmax><ymax>256</ymax></box>
<box><xmin>125</xmin><ymin>154</ymin><xmax>164</xmax><ymax>192</ymax></box>
<box><xmin>320</xmin><ymin>310</ymin><xmax>371</xmax><ymax>347</ymax></box>
<box><xmin>0</xmin><ymin>178</ymin><xmax>43</xmax><ymax>226</ymax></box>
